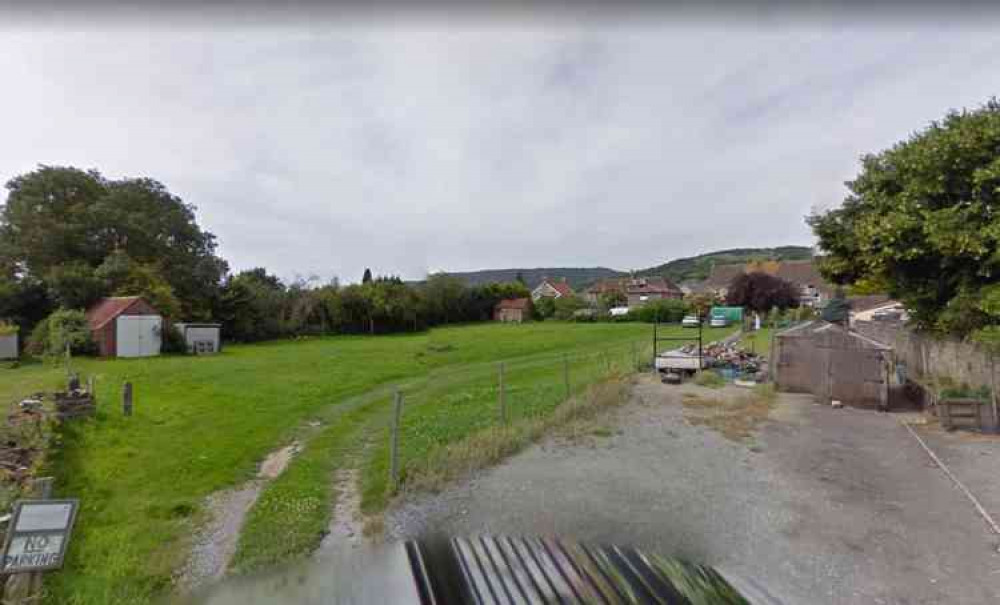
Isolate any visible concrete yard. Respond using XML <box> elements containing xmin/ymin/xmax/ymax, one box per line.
<box><xmin>388</xmin><ymin>376</ymin><xmax>1000</xmax><ymax>605</ymax></box>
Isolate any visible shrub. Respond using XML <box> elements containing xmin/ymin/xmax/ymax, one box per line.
<box><xmin>636</xmin><ymin>299</ymin><xmax>689</xmax><ymax>323</ymax></box>
<box><xmin>159</xmin><ymin>324</ymin><xmax>188</xmax><ymax>354</ymax></box>
<box><xmin>29</xmin><ymin>309</ymin><xmax>96</xmax><ymax>357</ymax></box>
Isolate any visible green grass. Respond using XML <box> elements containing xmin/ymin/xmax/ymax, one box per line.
<box><xmin>740</xmin><ymin>328</ymin><xmax>773</xmax><ymax>358</ymax></box>
<box><xmin>0</xmin><ymin>321</ymin><xmax>733</xmax><ymax>603</ymax></box>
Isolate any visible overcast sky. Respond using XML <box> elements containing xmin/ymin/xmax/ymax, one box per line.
<box><xmin>1</xmin><ymin>11</ymin><xmax>998</xmax><ymax>283</ymax></box>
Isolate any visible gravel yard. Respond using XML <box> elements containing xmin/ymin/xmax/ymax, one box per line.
<box><xmin>388</xmin><ymin>375</ymin><xmax>1000</xmax><ymax>605</ymax></box>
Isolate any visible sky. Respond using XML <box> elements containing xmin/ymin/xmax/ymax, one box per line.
<box><xmin>1</xmin><ymin>9</ymin><xmax>998</xmax><ymax>284</ymax></box>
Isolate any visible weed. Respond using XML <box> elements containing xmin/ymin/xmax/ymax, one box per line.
<box><xmin>694</xmin><ymin>371</ymin><xmax>726</xmax><ymax>389</ymax></box>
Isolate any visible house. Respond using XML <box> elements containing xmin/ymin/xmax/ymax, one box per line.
<box><xmin>625</xmin><ymin>276</ymin><xmax>683</xmax><ymax>308</ymax></box>
<box><xmin>774</xmin><ymin>260</ymin><xmax>836</xmax><ymax>308</ymax></box>
<box><xmin>173</xmin><ymin>322</ymin><xmax>222</xmax><ymax>354</ymax></box>
<box><xmin>701</xmin><ymin>264</ymin><xmax>746</xmax><ymax>298</ymax></box>
<box><xmin>531</xmin><ymin>278</ymin><xmax>574</xmax><ymax>301</ymax></box>
<box><xmin>584</xmin><ymin>276</ymin><xmax>682</xmax><ymax>309</ymax></box>
<box><xmin>849</xmin><ymin>295</ymin><xmax>906</xmax><ymax>325</ymax></box>
<box><xmin>494</xmin><ymin>298</ymin><xmax>530</xmax><ymax>323</ymax></box>
<box><xmin>85</xmin><ymin>296</ymin><xmax>163</xmax><ymax>358</ymax></box>
<box><xmin>583</xmin><ymin>279</ymin><xmax>624</xmax><ymax>306</ymax></box>
<box><xmin>701</xmin><ymin>260</ymin><xmax>835</xmax><ymax>308</ymax></box>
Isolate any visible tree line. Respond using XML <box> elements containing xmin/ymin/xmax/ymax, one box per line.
<box><xmin>0</xmin><ymin>165</ymin><xmax>533</xmax><ymax>353</ymax></box>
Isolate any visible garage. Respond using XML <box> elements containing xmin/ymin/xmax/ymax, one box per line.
<box><xmin>85</xmin><ymin>296</ymin><xmax>163</xmax><ymax>358</ymax></box>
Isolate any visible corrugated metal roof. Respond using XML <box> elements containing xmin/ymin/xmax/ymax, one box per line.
<box><xmin>407</xmin><ymin>535</ymin><xmax>749</xmax><ymax>604</ymax></box>
<box><xmin>85</xmin><ymin>296</ymin><xmax>147</xmax><ymax>330</ymax></box>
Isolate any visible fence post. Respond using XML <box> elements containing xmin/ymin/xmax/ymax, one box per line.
<box><xmin>498</xmin><ymin>362</ymin><xmax>507</xmax><ymax>424</ymax></box>
<box><xmin>122</xmin><ymin>381</ymin><xmax>133</xmax><ymax>417</ymax></box>
<box><xmin>563</xmin><ymin>354</ymin><xmax>570</xmax><ymax>400</ymax></box>
<box><xmin>991</xmin><ymin>354</ymin><xmax>999</xmax><ymax>434</ymax></box>
<box><xmin>631</xmin><ymin>341</ymin><xmax>638</xmax><ymax>372</ymax></box>
<box><xmin>390</xmin><ymin>388</ymin><xmax>403</xmax><ymax>490</ymax></box>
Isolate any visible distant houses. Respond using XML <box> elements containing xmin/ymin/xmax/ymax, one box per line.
<box><xmin>583</xmin><ymin>276</ymin><xmax>683</xmax><ymax>309</ymax></box>
<box><xmin>697</xmin><ymin>259</ymin><xmax>835</xmax><ymax>308</ymax></box>
<box><xmin>531</xmin><ymin>278</ymin><xmax>574</xmax><ymax>301</ymax></box>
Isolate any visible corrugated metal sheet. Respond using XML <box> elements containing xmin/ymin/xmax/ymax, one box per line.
<box><xmin>407</xmin><ymin>535</ymin><xmax>749</xmax><ymax>604</ymax></box>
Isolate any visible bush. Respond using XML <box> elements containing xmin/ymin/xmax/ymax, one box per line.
<box><xmin>28</xmin><ymin>309</ymin><xmax>96</xmax><ymax>357</ymax></box>
<box><xmin>160</xmin><ymin>324</ymin><xmax>188</xmax><ymax>354</ymax></box>
<box><xmin>636</xmin><ymin>299</ymin><xmax>689</xmax><ymax>323</ymax></box>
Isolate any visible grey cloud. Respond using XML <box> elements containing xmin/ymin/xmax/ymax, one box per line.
<box><xmin>0</xmin><ymin>22</ymin><xmax>998</xmax><ymax>282</ymax></box>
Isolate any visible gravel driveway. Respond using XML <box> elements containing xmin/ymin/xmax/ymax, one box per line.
<box><xmin>388</xmin><ymin>376</ymin><xmax>1000</xmax><ymax>605</ymax></box>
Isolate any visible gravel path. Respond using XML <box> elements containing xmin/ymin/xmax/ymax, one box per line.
<box><xmin>176</xmin><ymin>443</ymin><xmax>300</xmax><ymax>592</ymax></box>
<box><xmin>388</xmin><ymin>376</ymin><xmax>1000</xmax><ymax>605</ymax></box>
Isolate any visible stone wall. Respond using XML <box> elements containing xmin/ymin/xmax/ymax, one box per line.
<box><xmin>854</xmin><ymin>320</ymin><xmax>999</xmax><ymax>430</ymax></box>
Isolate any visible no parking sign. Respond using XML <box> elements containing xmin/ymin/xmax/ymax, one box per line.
<box><xmin>1</xmin><ymin>500</ymin><xmax>79</xmax><ymax>573</ymax></box>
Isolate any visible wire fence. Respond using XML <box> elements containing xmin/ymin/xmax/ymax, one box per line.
<box><xmin>374</xmin><ymin>337</ymin><xmax>663</xmax><ymax>493</ymax></box>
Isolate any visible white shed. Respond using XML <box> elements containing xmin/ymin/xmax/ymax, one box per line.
<box><xmin>174</xmin><ymin>323</ymin><xmax>222</xmax><ymax>354</ymax></box>
<box><xmin>0</xmin><ymin>330</ymin><xmax>17</xmax><ymax>360</ymax></box>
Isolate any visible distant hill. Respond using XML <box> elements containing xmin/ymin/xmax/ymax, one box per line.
<box><xmin>637</xmin><ymin>246</ymin><xmax>814</xmax><ymax>283</ymax></box>
<box><xmin>439</xmin><ymin>267</ymin><xmax>624</xmax><ymax>290</ymax></box>
<box><xmin>429</xmin><ymin>246</ymin><xmax>814</xmax><ymax>292</ymax></box>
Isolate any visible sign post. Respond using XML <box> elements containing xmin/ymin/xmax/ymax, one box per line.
<box><xmin>2</xmin><ymin>499</ymin><xmax>79</xmax><ymax>576</ymax></box>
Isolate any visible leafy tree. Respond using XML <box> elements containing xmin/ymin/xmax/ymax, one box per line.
<box><xmin>362</xmin><ymin>268</ymin><xmax>373</xmax><ymax>284</ymax></box>
<box><xmin>598</xmin><ymin>290</ymin><xmax>626</xmax><ymax>310</ymax></box>
<box><xmin>725</xmin><ymin>272</ymin><xmax>799</xmax><ymax>312</ymax></box>
<box><xmin>44</xmin><ymin>262</ymin><xmax>105</xmax><ymax>309</ymax></box>
<box><xmin>684</xmin><ymin>292</ymin><xmax>717</xmax><ymax>318</ymax></box>
<box><xmin>808</xmin><ymin>98</ymin><xmax>1000</xmax><ymax>335</ymax></box>
<box><xmin>1</xmin><ymin>166</ymin><xmax>227</xmax><ymax>320</ymax></box>
<box><xmin>534</xmin><ymin>297</ymin><xmax>556</xmax><ymax>319</ymax></box>
<box><xmin>552</xmin><ymin>295</ymin><xmax>587</xmax><ymax>320</ymax></box>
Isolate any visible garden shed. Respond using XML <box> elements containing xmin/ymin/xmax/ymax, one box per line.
<box><xmin>173</xmin><ymin>322</ymin><xmax>222</xmax><ymax>354</ymax></box>
<box><xmin>774</xmin><ymin>320</ymin><xmax>893</xmax><ymax>409</ymax></box>
<box><xmin>85</xmin><ymin>296</ymin><xmax>163</xmax><ymax>358</ymax></box>
<box><xmin>0</xmin><ymin>326</ymin><xmax>18</xmax><ymax>359</ymax></box>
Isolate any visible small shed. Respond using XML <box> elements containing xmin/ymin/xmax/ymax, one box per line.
<box><xmin>774</xmin><ymin>320</ymin><xmax>892</xmax><ymax>409</ymax></box>
<box><xmin>85</xmin><ymin>296</ymin><xmax>163</xmax><ymax>358</ymax></box>
<box><xmin>173</xmin><ymin>323</ymin><xmax>222</xmax><ymax>354</ymax></box>
<box><xmin>0</xmin><ymin>326</ymin><xmax>18</xmax><ymax>360</ymax></box>
<box><xmin>494</xmin><ymin>298</ymin><xmax>530</xmax><ymax>323</ymax></box>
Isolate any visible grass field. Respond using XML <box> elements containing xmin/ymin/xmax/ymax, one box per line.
<box><xmin>0</xmin><ymin>321</ymin><xmax>734</xmax><ymax>603</ymax></box>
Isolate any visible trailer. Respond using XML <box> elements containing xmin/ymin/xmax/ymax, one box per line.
<box><xmin>655</xmin><ymin>348</ymin><xmax>708</xmax><ymax>374</ymax></box>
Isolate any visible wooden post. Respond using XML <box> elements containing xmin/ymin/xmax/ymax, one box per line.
<box><xmin>631</xmin><ymin>342</ymin><xmax>638</xmax><ymax>372</ymax></box>
<box><xmin>123</xmin><ymin>381</ymin><xmax>133</xmax><ymax>417</ymax></box>
<box><xmin>5</xmin><ymin>477</ymin><xmax>55</xmax><ymax>603</ymax></box>
<box><xmin>563</xmin><ymin>354</ymin><xmax>570</xmax><ymax>400</ymax></box>
<box><xmin>389</xmin><ymin>389</ymin><xmax>402</xmax><ymax>490</ymax></box>
<box><xmin>498</xmin><ymin>362</ymin><xmax>507</xmax><ymax>424</ymax></box>
<box><xmin>991</xmin><ymin>354</ymin><xmax>999</xmax><ymax>434</ymax></box>
<box><xmin>87</xmin><ymin>375</ymin><xmax>95</xmax><ymax>399</ymax></box>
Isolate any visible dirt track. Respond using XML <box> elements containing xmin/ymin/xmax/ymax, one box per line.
<box><xmin>389</xmin><ymin>376</ymin><xmax>1000</xmax><ymax>605</ymax></box>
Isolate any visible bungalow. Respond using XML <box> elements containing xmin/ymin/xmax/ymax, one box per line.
<box><xmin>531</xmin><ymin>278</ymin><xmax>574</xmax><ymax>301</ymax></box>
<box><xmin>494</xmin><ymin>298</ymin><xmax>531</xmax><ymax>323</ymax></box>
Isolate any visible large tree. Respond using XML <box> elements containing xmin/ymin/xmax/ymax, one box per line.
<box><xmin>808</xmin><ymin>98</ymin><xmax>1000</xmax><ymax>335</ymax></box>
<box><xmin>725</xmin><ymin>272</ymin><xmax>799</xmax><ymax>312</ymax></box>
<box><xmin>1</xmin><ymin>166</ymin><xmax>227</xmax><ymax>319</ymax></box>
